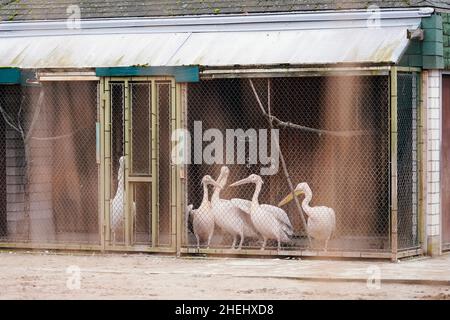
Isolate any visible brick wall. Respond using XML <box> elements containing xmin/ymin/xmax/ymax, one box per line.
<box><xmin>425</xmin><ymin>70</ymin><xmax>442</xmax><ymax>255</ymax></box>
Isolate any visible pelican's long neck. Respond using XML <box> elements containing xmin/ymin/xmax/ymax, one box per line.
<box><xmin>301</xmin><ymin>189</ymin><xmax>313</xmax><ymax>217</ymax></box>
<box><xmin>211</xmin><ymin>173</ymin><xmax>226</xmax><ymax>203</ymax></box>
<box><xmin>114</xmin><ymin>170</ymin><xmax>124</xmax><ymax>200</ymax></box>
<box><xmin>251</xmin><ymin>181</ymin><xmax>262</xmax><ymax>210</ymax></box>
<box><xmin>201</xmin><ymin>183</ymin><xmax>209</xmax><ymax>205</ymax></box>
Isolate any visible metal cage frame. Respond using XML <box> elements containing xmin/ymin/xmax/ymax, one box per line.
<box><xmin>179</xmin><ymin>66</ymin><xmax>424</xmax><ymax>261</ymax></box>
<box><xmin>0</xmin><ymin>66</ymin><xmax>425</xmax><ymax>260</ymax></box>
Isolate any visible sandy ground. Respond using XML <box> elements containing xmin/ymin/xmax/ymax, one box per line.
<box><xmin>0</xmin><ymin>250</ymin><xmax>449</xmax><ymax>300</ymax></box>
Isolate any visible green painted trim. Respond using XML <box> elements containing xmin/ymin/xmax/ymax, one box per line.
<box><xmin>409</xmin><ymin>55</ymin><xmax>423</xmax><ymax>67</ymax></box>
<box><xmin>443</xmin><ymin>13</ymin><xmax>450</xmax><ymax>69</ymax></box>
<box><xmin>407</xmin><ymin>41</ymin><xmax>422</xmax><ymax>55</ymax></box>
<box><xmin>424</xmin><ymin>28</ymin><xmax>443</xmax><ymax>43</ymax></box>
<box><xmin>418</xmin><ymin>14</ymin><xmax>445</xmax><ymax>69</ymax></box>
<box><xmin>422</xmin><ymin>14</ymin><xmax>443</xmax><ymax>30</ymax></box>
<box><xmin>0</xmin><ymin>68</ymin><xmax>20</xmax><ymax>84</ymax></box>
<box><xmin>422</xmin><ymin>42</ymin><xmax>444</xmax><ymax>56</ymax></box>
<box><xmin>95</xmin><ymin>66</ymin><xmax>199</xmax><ymax>82</ymax></box>
<box><xmin>423</xmin><ymin>55</ymin><xmax>444</xmax><ymax>69</ymax></box>
<box><xmin>444</xmin><ymin>36</ymin><xmax>449</xmax><ymax>47</ymax></box>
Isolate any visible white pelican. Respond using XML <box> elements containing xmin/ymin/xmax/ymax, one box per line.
<box><xmin>111</xmin><ymin>156</ymin><xmax>136</xmax><ymax>243</ymax></box>
<box><xmin>278</xmin><ymin>182</ymin><xmax>336</xmax><ymax>251</ymax></box>
<box><xmin>189</xmin><ymin>175</ymin><xmax>222</xmax><ymax>249</ymax></box>
<box><xmin>230</xmin><ymin>174</ymin><xmax>294</xmax><ymax>251</ymax></box>
<box><xmin>211</xmin><ymin>166</ymin><xmax>259</xmax><ymax>250</ymax></box>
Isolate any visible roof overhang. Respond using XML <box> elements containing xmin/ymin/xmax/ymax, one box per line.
<box><xmin>0</xmin><ymin>8</ymin><xmax>434</xmax><ymax>70</ymax></box>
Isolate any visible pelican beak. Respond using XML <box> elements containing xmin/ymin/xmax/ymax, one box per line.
<box><xmin>278</xmin><ymin>190</ymin><xmax>304</xmax><ymax>207</ymax></box>
<box><xmin>230</xmin><ymin>177</ymin><xmax>252</xmax><ymax>187</ymax></box>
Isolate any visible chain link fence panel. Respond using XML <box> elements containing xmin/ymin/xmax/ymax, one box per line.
<box><xmin>0</xmin><ymin>82</ymin><xmax>99</xmax><ymax>245</ymax></box>
<box><xmin>184</xmin><ymin>76</ymin><xmax>408</xmax><ymax>252</ymax></box>
<box><xmin>397</xmin><ymin>72</ymin><xmax>420</xmax><ymax>250</ymax></box>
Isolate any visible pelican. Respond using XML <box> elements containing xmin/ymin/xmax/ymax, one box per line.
<box><xmin>111</xmin><ymin>156</ymin><xmax>136</xmax><ymax>243</ymax></box>
<box><xmin>190</xmin><ymin>175</ymin><xmax>222</xmax><ymax>249</ymax></box>
<box><xmin>211</xmin><ymin>166</ymin><xmax>259</xmax><ymax>250</ymax></box>
<box><xmin>230</xmin><ymin>174</ymin><xmax>293</xmax><ymax>251</ymax></box>
<box><xmin>278</xmin><ymin>182</ymin><xmax>336</xmax><ymax>251</ymax></box>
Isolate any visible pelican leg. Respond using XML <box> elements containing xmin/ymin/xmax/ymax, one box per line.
<box><xmin>195</xmin><ymin>234</ymin><xmax>200</xmax><ymax>250</ymax></box>
<box><xmin>238</xmin><ymin>233</ymin><xmax>244</xmax><ymax>250</ymax></box>
<box><xmin>231</xmin><ymin>236</ymin><xmax>237</xmax><ymax>250</ymax></box>
<box><xmin>207</xmin><ymin>232</ymin><xmax>213</xmax><ymax>250</ymax></box>
<box><xmin>261</xmin><ymin>238</ymin><xmax>267</xmax><ymax>251</ymax></box>
<box><xmin>324</xmin><ymin>238</ymin><xmax>329</xmax><ymax>252</ymax></box>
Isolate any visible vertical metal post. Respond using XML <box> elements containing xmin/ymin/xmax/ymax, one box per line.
<box><xmin>151</xmin><ymin>80</ymin><xmax>159</xmax><ymax>247</ymax></box>
<box><xmin>173</xmin><ymin>83</ymin><xmax>184</xmax><ymax>256</ymax></box>
<box><xmin>104</xmin><ymin>78</ymin><xmax>112</xmax><ymax>245</ymax></box>
<box><xmin>180</xmin><ymin>83</ymin><xmax>189</xmax><ymax>249</ymax></box>
<box><xmin>419</xmin><ymin>71</ymin><xmax>428</xmax><ymax>251</ymax></box>
<box><xmin>171</xmin><ymin>80</ymin><xmax>178</xmax><ymax>250</ymax></box>
<box><xmin>124</xmin><ymin>80</ymin><xmax>131</xmax><ymax>247</ymax></box>
<box><xmin>99</xmin><ymin>78</ymin><xmax>106</xmax><ymax>251</ymax></box>
<box><xmin>390</xmin><ymin>67</ymin><xmax>398</xmax><ymax>262</ymax></box>
<box><xmin>412</xmin><ymin>72</ymin><xmax>419</xmax><ymax>247</ymax></box>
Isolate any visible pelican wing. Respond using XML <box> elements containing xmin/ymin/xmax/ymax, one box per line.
<box><xmin>230</xmin><ymin>198</ymin><xmax>252</xmax><ymax>215</ymax></box>
<box><xmin>260</xmin><ymin>204</ymin><xmax>293</xmax><ymax>229</ymax></box>
<box><xmin>229</xmin><ymin>199</ymin><xmax>260</xmax><ymax>238</ymax></box>
<box><xmin>242</xmin><ymin>213</ymin><xmax>260</xmax><ymax>238</ymax></box>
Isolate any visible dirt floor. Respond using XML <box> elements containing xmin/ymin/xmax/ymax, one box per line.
<box><xmin>0</xmin><ymin>250</ymin><xmax>449</xmax><ymax>300</ymax></box>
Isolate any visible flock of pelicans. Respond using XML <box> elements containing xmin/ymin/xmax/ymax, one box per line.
<box><xmin>188</xmin><ymin>166</ymin><xmax>336</xmax><ymax>251</ymax></box>
<box><xmin>111</xmin><ymin>157</ymin><xmax>336</xmax><ymax>251</ymax></box>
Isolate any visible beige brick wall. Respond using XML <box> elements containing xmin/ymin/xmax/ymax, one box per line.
<box><xmin>425</xmin><ymin>69</ymin><xmax>442</xmax><ymax>255</ymax></box>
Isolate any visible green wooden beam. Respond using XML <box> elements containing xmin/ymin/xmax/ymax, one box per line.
<box><xmin>0</xmin><ymin>68</ymin><xmax>20</xmax><ymax>84</ymax></box>
<box><xmin>95</xmin><ymin>66</ymin><xmax>199</xmax><ymax>82</ymax></box>
<box><xmin>421</xmin><ymin>14</ymin><xmax>445</xmax><ymax>69</ymax></box>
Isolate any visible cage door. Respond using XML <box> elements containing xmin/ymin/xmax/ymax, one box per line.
<box><xmin>103</xmin><ymin>79</ymin><xmax>174</xmax><ymax>250</ymax></box>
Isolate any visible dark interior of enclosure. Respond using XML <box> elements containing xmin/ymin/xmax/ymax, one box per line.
<box><xmin>187</xmin><ymin>76</ymin><xmax>391</xmax><ymax>251</ymax></box>
<box><xmin>0</xmin><ymin>82</ymin><xmax>99</xmax><ymax>244</ymax></box>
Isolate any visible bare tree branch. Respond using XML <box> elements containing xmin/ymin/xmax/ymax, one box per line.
<box><xmin>24</xmin><ymin>90</ymin><xmax>44</xmax><ymax>143</ymax></box>
<box><xmin>0</xmin><ymin>104</ymin><xmax>21</xmax><ymax>133</ymax></box>
<box><xmin>249</xmin><ymin>79</ymin><xmax>312</xmax><ymax>246</ymax></box>
<box><xmin>249</xmin><ymin>80</ymin><xmax>368</xmax><ymax>137</ymax></box>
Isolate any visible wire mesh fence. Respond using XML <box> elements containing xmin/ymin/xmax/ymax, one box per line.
<box><xmin>109</xmin><ymin>82</ymin><xmax>126</xmax><ymax>245</ymax></box>
<box><xmin>397</xmin><ymin>72</ymin><xmax>419</xmax><ymax>250</ymax></box>
<box><xmin>157</xmin><ymin>82</ymin><xmax>173</xmax><ymax>247</ymax></box>
<box><xmin>130</xmin><ymin>82</ymin><xmax>152</xmax><ymax>245</ymax></box>
<box><xmin>184</xmin><ymin>75</ymin><xmax>418</xmax><ymax>253</ymax></box>
<box><xmin>0</xmin><ymin>82</ymin><xmax>99</xmax><ymax>244</ymax></box>
<box><xmin>0</xmin><ymin>73</ymin><xmax>420</xmax><ymax>255</ymax></box>
<box><xmin>107</xmin><ymin>80</ymin><xmax>173</xmax><ymax>248</ymax></box>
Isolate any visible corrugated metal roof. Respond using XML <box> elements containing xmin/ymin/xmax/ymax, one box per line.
<box><xmin>0</xmin><ymin>0</ymin><xmax>449</xmax><ymax>22</ymax></box>
<box><xmin>0</xmin><ymin>9</ymin><xmax>430</xmax><ymax>69</ymax></box>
